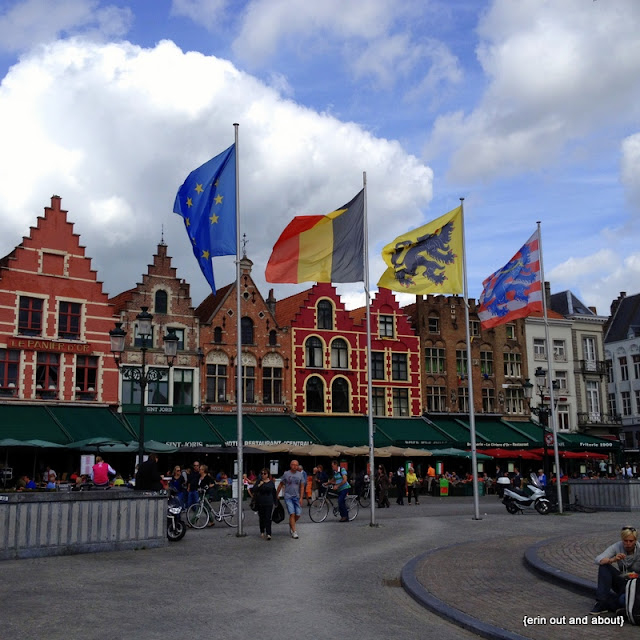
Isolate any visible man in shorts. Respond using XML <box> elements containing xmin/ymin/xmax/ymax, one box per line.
<box><xmin>276</xmin><ymin>459</ymin><xmax>304</xmax><ymax>539</ymax></box>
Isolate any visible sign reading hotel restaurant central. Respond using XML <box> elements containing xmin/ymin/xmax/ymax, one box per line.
<box><xmin>6</xmin><ymin>336</ymin><xmax>93</xmax><ymax>354</ymax></box>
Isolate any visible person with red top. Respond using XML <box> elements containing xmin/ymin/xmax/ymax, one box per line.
<box><xmin>91</xmin><ymin>456</ymin><xmax>116</xmax><ymax>487</ymax></box>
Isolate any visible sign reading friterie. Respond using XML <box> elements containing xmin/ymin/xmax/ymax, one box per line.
<box><xmin>6</xmin><ymin>337</ymin><xmax>94</xmax><ymax>354</ymax></box>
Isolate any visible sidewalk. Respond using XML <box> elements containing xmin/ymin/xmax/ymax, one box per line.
<box><xmin>403</xmin><ymin>529</ymin><xmax>627</xmax><ymax>640</ymax></box>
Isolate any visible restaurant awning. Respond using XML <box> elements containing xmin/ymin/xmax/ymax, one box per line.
<box><xmin>296</xmin><ymin>416</ymin><xmax>393</xmax><ymax>447</ymax></box>
<box><xmin>245</xmin><ymin>415</ymin><xmax>316</xmax><ymax>445</ymax></box>
<box><xmin>123</xmin><ymin>413</ymin><xmax>225</xmax><ymax>448</ymax></box>
<box><xmin>0</xmin><ymin>405</ymin><xmax>71</xmax><ymax>444</ymax></box>
<box><xmin>557</xmin><ymin>433</ymin><xmax>619</xmax><ymax>451</ymax></box>
<box><xmin>48</xmin><ymin>406</ymin><xmax>134</xmax><ymax>443</ymax></box>
<box><xmin>427</xmin><ymin>416</ymin><xmax>546</xmax><ymax>449</ymax></box>
<box><xmin>373</xmin><ymin>417</ymin><xmax>455</xmax><ymax>447</ymax></box>
<box><xmin>202</xmin><ymin>414</ymin><xmax>270</xmax><ymax>446</ymax></box>
<box><xmin>424</xmin><ymin>417</ymin><xmax>476</xmax><ymax>446</ymax></box>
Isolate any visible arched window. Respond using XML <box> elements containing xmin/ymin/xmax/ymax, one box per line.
<box><xmin>306</xmin><ymin>376</ymin><xmax>324</xmax><ymax>412</ymax></box>
<box><xmin>269</xmin><ymin>330</ymin><xmax>277</xmax><ymax>346</ymax></box>
<box><xmin>155</xmin><ymin>290</ymin><xmax>167</xmax><ymax>314</ymax></box>
<box><xmin>331</xmin><ymin>378</ymin><xmax>349</xmax><ymax>413</ymax></box>
<box><xmin>317</xmin><ymin>300</ymin><xmax>333</xmax><ymax>330</ymax></box>
<box><xmin>305</xmin><ymin>337</ymin><xmax>323</xmax><ymax>368</ymax></box>
<box><xmin>213</xmin><ymin>327</ymin><xmax>223</xmax><ymax>344</ymax></box>
<box><xmin>331</xmin><ymin>338</ymin><xmax>348</xmax><ymax>369</ymax></box>
<box><xmin>241</xmin><ymin>317</ymin><xmax>254</xmax><ymax>345</ymax></box>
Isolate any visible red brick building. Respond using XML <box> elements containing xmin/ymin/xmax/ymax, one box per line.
<box><xmin>196</xmin><ymin>255</ymin><xmax>291</xmax><ymax>413</ymax></box>
<box><xmin>275</xmin><ymin>284</ymin><xmax>422</xmax><ymax>415</ymax></box>
<box><xmin>0</xmin><ymin>196</ymin><xmax>118</xmax><ymax>404</ymax></box>
<box><xmin>406</xmin><ymin>294</ymin><xmax>530</xmax><ymax>417</ymax></box>
<box><xmin>109</xmin><ymin>243</ymin><xmax>203</xmax><ymax>413</ymax></box>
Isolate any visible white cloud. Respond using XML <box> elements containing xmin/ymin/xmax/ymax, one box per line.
<box><xmin>0</xmin><ymin>0</ymin><xmax>132</xmax><ymax>52</ymax></box>
<box><xmin>430</xmin><ymin>0</ymin><xmax>640</xmax><ymax>182</ymax></box>
<box><xmin>0</xmin><ymin>38</ymin><xmax>433</xmax><ymax>306</ymax></box>
<box><xmin>622</xmin><ymin>133</ymin><xmax>640</xmax><ymax>215</ymax></box>
<box><xmin>229</xmin><ymin>0</ymin><xmax>460</xmax><ymax>95</ymax></box>
<box><xmin>549</xmin><ymin>249</ymin><xmax>640</xmax><ymax>316</ymax></box>
<box><xmin>170</xmin><ymin>0</ymin><xmax>228</xmax><ymax>30</ymax></box>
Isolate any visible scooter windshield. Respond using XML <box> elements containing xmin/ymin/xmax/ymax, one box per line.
<box><xmin>529</xmin><ymin>472</ymin><xmax>543</xmax><ymax>489</ymax></box>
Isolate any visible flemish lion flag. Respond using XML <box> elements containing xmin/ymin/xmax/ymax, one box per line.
<box><xmin>265</xmin><ymin>190</ymin><xmax>364</xmax><ymax>284</ymax></box>
<box><xmin>377</xmin><ymin>206</ymin><xmax>463</xmax><ymax>294</ymax></box>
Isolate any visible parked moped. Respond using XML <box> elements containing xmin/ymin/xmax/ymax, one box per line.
<box><xmin>497</xmin><ymin>473</ymin><xmax>550</xmax><ymax>515</ymax></box>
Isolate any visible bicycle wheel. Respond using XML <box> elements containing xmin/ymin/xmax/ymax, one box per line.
<box><xmin>309</xmin><ymin>498</ymin><xmax>329</xmax><ymax>523</ymax></box>
<box><xmin>575</xmin><ymin>504</ymin><xmax>597</xmax><ymax>513</ymax></box>
<box><xmin>347</xmin><ymin>496</ymin><xmax>359</xmax><ymax>521</ymax></box>
<box><xmin>187</xmin><ymin>502</ymin><xmax>210</xmax><ymax>529</ymax></box>
<box><xmin>222</xmin><ymin>500</ymin><xmax>245</xmax><ymax>527</ymax></box>
<box><xmin>358</xmin><ymin>490</ymin><xmax>370</xmax><ymax>509</ymax></box>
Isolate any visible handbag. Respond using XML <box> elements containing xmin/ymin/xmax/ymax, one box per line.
<box><xmin>249</xmin><ymin>496</ymin><xmax>258</xmax><ymax>512</ymax></box>
<box><xmin>272</xmin><ymin>500</ymin><xmax>285</xmax><ymax>523</ymax></box>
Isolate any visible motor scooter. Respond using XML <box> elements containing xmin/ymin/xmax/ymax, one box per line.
<box><xmin>167</xmin><ymin>490</ymin><xmax>186</xmax><ymax>541</ymax></box>
<box><xmin>497</xmin><ymin>472</ymin><xmax>550</xmax><ymax>515</ymax></box>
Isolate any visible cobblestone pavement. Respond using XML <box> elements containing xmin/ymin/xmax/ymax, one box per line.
<box><xmin>412</xmin><ymin>507</ymin><xmax>633</xmax><ymax>640</ymax></box>
<box><xmin>1</xmin><ymin>495</ymin><xmax>634</xmax><ymax>640</ymax></box>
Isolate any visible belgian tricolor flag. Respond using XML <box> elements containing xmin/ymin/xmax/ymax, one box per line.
<box><xmin>265</xmin><ymin>190</ymin><xmax>364</xmax><ymax>284</ymax></box>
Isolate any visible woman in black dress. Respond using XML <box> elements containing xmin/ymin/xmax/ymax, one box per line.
<box><xmin>249</xmin><ymin>468</ymin><xmax>277</xmax><ymax>540</ymax></box>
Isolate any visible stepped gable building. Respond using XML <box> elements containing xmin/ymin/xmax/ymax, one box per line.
<box><xmin>406</xmin><ymin>294</ymin><xmax>529</xmax><ymax>417</ymax></box>
<box><xmin>0</xmin><ymin>195</ymin><xmax>119</xmax><ymax>405</ymax></box>
<box><xmin>550</xmin><ymin>289</ymin><xmax>614</xmax><ymax>438</ymax></box>
<box><xmin>195</xmin><ymin>255</ymin><xmax>290</xmax><ymax>413</ymax></box>
<box><xmin>350</xmin><ymin>287</ymin><xmax>422</xmax><ymax>416</ymax></box>
<box><xmin>275</xmin><ymin>283</ymin><xmax>421</xmax><ymax>416</ymax></box>
<box><xmin>109</xmin><ymin>242</ymin><xmax>203</xmax><ymax>413</ymax></box>
<box><xmin>604</xmin><ymin>291</ymin><xmax>640</xmax><ymax>451</ymax></box>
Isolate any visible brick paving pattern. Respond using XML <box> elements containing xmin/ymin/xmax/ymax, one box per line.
<box><xmin>415</xmin><ymin>533</ymin><xmax>627</xmax><ymax>640</ymax></box>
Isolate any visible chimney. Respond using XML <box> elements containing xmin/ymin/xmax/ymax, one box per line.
<box><xmin>266</xmin><ymin>288</ymin><xmax>276</xmax><ymax>316</ymax></box>
<box><xmin>610</xmin><ymin>291</ymin><xmax>627</xmax><ymax>317</ymax></box>
<box><xmin>544</xmin><ymin>281</ymin><xmax>551</xmax><ymax>309</ymax></box>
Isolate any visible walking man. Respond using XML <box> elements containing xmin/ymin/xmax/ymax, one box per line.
<box><xmin>276</xmin><ymin>460</ymin><xmax>304</xmax><ymax>539</ymax></box>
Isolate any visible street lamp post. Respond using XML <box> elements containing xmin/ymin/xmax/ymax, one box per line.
<box><xmin>522</xmin><ymin>367</ymin><xmax>559</xmax><ymax>484</ymax></box>
<box><xmin>109</xmin><ymin>307</ymin><xmax>179</xmax><ymax>470</ymax></box>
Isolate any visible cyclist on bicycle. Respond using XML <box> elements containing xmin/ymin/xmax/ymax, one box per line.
<box><xmin>329</xmin><ymin>460</ymin><xmax>350</xmax><ymax>522</ymax></box>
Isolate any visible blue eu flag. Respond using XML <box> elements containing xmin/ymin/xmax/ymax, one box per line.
<box><xmin>174</xmin><ymin>144</ymin><xmax>236</xmax><ymax>294</ymax></box>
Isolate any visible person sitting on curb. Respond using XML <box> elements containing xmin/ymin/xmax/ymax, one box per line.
<box><xmin>591</xmin><ymin>525</ymin><xmax>640</xmax><ymax>615</ymax></box>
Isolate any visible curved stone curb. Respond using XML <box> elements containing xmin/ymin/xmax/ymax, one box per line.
<box><xmin>523</xmin><ymin>537</ymin><xmax>596</xmax><ymax>596</ymax></box>
<box><xmin>401</xmin><ymin>546</ymin><xmax>530</xmax><ymax>640</ymax></box>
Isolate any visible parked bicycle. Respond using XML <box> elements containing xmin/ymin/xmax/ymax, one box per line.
<box><xmin>309</xmin><ymin>488</ymin><xmax>359</xmax><ymax>522</ymax></box>
<box><xmin>357</xmin><ymin>481</ymin><xmax>371</xmax><ymax>508</ymax></box>
<box><xmin>186</xmin><ymin>490</ymin><xmax>244</xmax><ymax>528</ymax></box>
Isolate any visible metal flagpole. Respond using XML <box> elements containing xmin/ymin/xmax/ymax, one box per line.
<box><xmin>537</xmin><ymin>221</ymin><xmax>563</xmax><ymax>514</ymax></box>
<box><xmin>234</xmin><ymin>123</ymin><xmax>245</xmax><ymax>535</ymax></box>
<box><xmin>460</xmin><ymin>198</ymin><xmax>481</xmax><ymax>520</ymax></box>
<box><xmin>362</xmin><ymin>171</ymin><xmax>377</xmax><ymax>526</ymax></box>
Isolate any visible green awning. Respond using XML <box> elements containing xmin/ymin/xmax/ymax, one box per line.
<box><xmin>374</xmin><ymin>417</ymin><xmax>455</xmax><ymax>447</ymax></box>
<box><xmin>124</xmin><ymin>413</ymin><xmax>224</xmax><ymax>447</ymax></box>
<box><xmin>296</xmin><ymin>416</ymin><xmax>393</xmax><ymax>447</ymax></box>
<box><xmin>502</xmin><ymin>420</ymin><xmax>546</xmax><ymax>444</ymax></box>
<box><xmin>245</xmin><ymin>415</ymin><xmax>316</xmax><ymax>445</ymax></box>
<box><xmin>203</xmin><ymin>414</ymin><xmax>269</xmax><ymax>445</ymax></box>
<box><xmin>0</xmin><ymin>405</ymin><xmax>70</xmax><ymax>443</ymax></box>
<box><xmin>458</xmin><ymin>418</ymin><xmax>537</xmax><ymax>449</ymax></box>
<box><xmin>48</xmin><ymin>406</ymin><xmax>134</xmax><ymax>443</ymax></box>
<box><xmin>426</xmin><ymin>417</ymin><xmax>479</xmax><ymax>446</ymax></box>
<box><xmin>558</xmin><ymin>433</ymin><xmax>619</xmax><ymax>450</ymax></box>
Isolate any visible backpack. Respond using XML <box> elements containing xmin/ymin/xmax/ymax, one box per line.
<box><xmin>625</xmin><ymin>577</ymin><xmax>640</xmax><ymax>624</ymax></box>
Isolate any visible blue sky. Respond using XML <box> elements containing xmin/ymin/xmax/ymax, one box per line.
<box><xmin>0</xmin><ymin>0</ymin><xmax>639</xmax><ymax>314</ymax></box>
